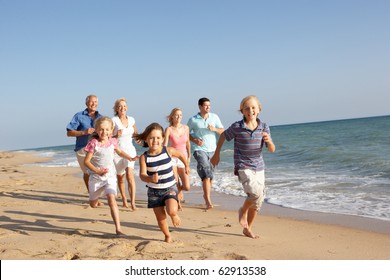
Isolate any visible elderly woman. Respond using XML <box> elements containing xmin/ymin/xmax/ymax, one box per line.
<box><xmin>112</xmin><ymin>98</ymin><xmax>138</xmax><ymax>210</ymax></box>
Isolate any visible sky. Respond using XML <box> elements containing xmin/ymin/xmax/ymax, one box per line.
<box><xmin>0</xmin><ymin>0</ymin><xmax>389</xmax><ymax>151</ymax></box>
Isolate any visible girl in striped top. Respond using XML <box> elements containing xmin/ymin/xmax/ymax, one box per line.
<box><xmin>134</xmin><ymin>123</ymin><xmax>190</xmax><ymax>243</ymax></box>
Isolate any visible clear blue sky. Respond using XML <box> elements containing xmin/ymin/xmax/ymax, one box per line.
<box><xmin>1</xmin><ymin>0</ymin><xmax>389</xmax><ymax>151</ymax></box>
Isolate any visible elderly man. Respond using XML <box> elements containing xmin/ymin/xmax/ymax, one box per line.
<box><xmin>66</xmin><ymin>95</ymin><xmax>102</xmax><ymax>193</ymax></box>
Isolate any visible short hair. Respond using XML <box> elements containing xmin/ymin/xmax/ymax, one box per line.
<box><xmin>85</xmin><ymin>94</ymin><xmax>98</xmax><ymax>105</ymax></box>
<box><xmin>198</xmin><ymin>97</ymin><xmax>210</xmax><ymax>106</ymax></box>
<box><xmin>239</xmin><ymin>95</ymin><xmax>262</xmax><ymax>113</ymax></box>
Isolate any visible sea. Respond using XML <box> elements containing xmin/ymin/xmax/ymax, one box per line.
<box><xmin>21</xmin><ymin>115</ymin><xmax>390</xmax><ymax>221</ymax></box>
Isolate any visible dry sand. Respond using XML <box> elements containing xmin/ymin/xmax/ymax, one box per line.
<box><xmin>1</xmin><ymin>151</ymin><xmax>389</xmax><ymax>260</ymax></box>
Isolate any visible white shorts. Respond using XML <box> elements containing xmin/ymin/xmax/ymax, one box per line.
<box><xmin>88</xmin><ymin>175</ymin><xmax>117</xmax><ymax>201</ymax></box>
<box><xmin>171</xmin><ymin>157</ymin><xmax>185</xmax><ymax>169</ymax></box>
<box><xmin>76</xmin><ymin>149</ymin><xmax>88</xmax><ymax>174</ymax></box>
<box><xmin>238</xmin><ymin>169</ymin><xmax>266</xmax><ymax>210</ymax></box>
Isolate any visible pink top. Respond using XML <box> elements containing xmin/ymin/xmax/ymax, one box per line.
<box><xmin>85</xmin><ymin>138</ymin><xmax>119</xmax><ymax>152</ymax></box>
<box><xmin>84</xmin><ymin>138</ymin><xmax>119</xmax><ymax>179</ymax></box>
<box><xmin>167</xmin><ymin>126</ymin><xmax>189</xmax><ymax>158</ymax></box>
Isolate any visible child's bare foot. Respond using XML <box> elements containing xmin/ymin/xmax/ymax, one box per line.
<box><xmin>97</xmin><ymin>200</ymin><xmax>104</xmax><ymax>206</ymax></box>
<box><xmin>238</xmin><ymin>207</ymin><xmax>248</xmax><ymax>228</ymax></box>
<box><xmin>130</xmin><ymin>203</ymin><xmax>137</xmax><ymax>211</ymax></box>
<box><xmin>116</xmin><ymin>230</ymin><xmax>125</xmax><ymax>236</ymax></box>
<box><xmin>164</xmin><ymin>235</ymin><xmax>173</xmax><ymax>243</ymax></box>
<box><xmin>243</xmin><ymin>228</ymin><xmax>259</xmax><ymax>239</ymax></box>
<box><xmin>171</xmin><ymin>215</ymin><xmax>181</xmax><ymax>227</ymax></box>
<box><xmin>122</xmin><ymin>202</ymin><xmax>129</xmax><ymax>208</ymax></box>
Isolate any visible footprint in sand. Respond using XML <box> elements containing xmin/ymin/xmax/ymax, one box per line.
<box><xmin>91</xmin><ymin>220</ymin><xmax>106</xmax><ymax>224</ymax></box>
<box><xmin>63</xmin><ymin>252</ymin><xmax>81</xmax><ymax>260</ymax></box>
<box><xmin>56</xmin><ymin>229</ymin><xmax>90</xmax><ymax>236</ymax></box>
<box><xmin>135</xmin><ymin>241</ymin><xmax>171</xmax><ymax>253</ymax></box>
<box><xmin>104</xmin><ymin>241</ymin><xmax>135</xmax><ymax>258</ymax></box>
<box><xmin>224</xmin><ymin>252</ymin><xmax>248</xmax><ymax>260</ymax></box>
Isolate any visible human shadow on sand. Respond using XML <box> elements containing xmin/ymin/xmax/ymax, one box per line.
<box><xmin>2</xmin><ymin>208</ymin><xmax>241</xmax><ymax>242</ymax></box>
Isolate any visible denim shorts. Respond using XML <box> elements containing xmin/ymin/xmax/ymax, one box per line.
<box><xmin>193</xmin><ymin>150</ymin><xmax>214</xmax><ymax>181</ymax></box>
<box><xmin>147</xmin><ymin>185</ymin><xmax>178</xmax><ymax>208</ymax></box>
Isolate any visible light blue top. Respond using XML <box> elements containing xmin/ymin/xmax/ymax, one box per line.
<box><xmin>187</xmin><ymin>112</ymin><xmax>224</xmax><ymax>153</ymax></box>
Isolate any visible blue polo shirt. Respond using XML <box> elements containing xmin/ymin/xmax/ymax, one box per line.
<box><xmin>187</xmin><ymin>112</ymin><xmax>224</xmax><ymax>153</ymax></box>
<box><xmin>66</xmin><ymin>109</ymin><xmax>102</xmax><ymax>151</ymax></box>
<box><xmin>224</xmin><ymin>118</ymin><xmax>270</xmax><ymax>175</ymax></box>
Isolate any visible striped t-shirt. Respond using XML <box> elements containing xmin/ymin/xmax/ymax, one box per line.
<box><xmin>143</xmin><ymin>146</ymin><xmax>176</xmax><ymax>189</ymax></box>
<box><xmin>223</xmin><ymin>119</ymin><xmax>270</xmax><ymax>175</ymax></box>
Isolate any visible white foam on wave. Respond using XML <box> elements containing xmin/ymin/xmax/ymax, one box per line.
<box><xmin>22</xmin><ymin>145</ymin><xmax>390</xmax><ymax>221</ymax></box>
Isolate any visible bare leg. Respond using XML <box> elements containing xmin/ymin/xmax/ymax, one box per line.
<box><xmin>83</xmin><ymin>173</ymin><xmax>89</xmax><ymax>192</ymax></box>
<box><xmin>240</xmin><ymin>199</ymin><xmax>259</xmax><ymax>239</ymax></box>
<box><xmin>165</xmin><ymin>198</ymin><xmax>181</xmax><ymax>227</ymax></box>
<box><xmin>177</xmin><ymin>183</ymin><xmax>183</xmax><ymax>211</ymax></box>
<box><xmin>171</xmin><ymin>166</ymin><xmax>182</xmax><ymax>210</ymax></box>
<box><xmin>107</xmin><ymin>194</ymin><xmax>124</xmax><ymax>235</ymax></box>
<box><xmin>86</xmin><ymin>174</ymin><xmax>103</xmax><ymax>206</ymax></box>
<box><xmin>177</xmin><ymin>167</ymin><xmax>190</xmax><ymax>208</ymax></box>
<box><xmin>202</xmin><ymin>177</ymin><xmax>213</xmax><ymax>209</ymax></box>
<box><xmin>239</xmin><ymin>207</ymin><xmax>248</xmax><ymax>229</ymax></box>
<box><xmin>153</xmin><ymin>207</ymin><xmax>172</xmax><ymax>243</ymax></box>
<box><xmin>117</xmin><ymin>174</ymin><xmax>129</xmax><ymax>208</ymax></box>
<box><xmin>178</xmin><ymin>167</ymin><xmax>190</xmax><ymax>192</ymax></box>
<box><xmin>126</xmin><ymin>168</ymin><xmax>137</xmax><ymax>210</ymax></box>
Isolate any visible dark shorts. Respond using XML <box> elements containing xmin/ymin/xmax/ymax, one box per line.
<box><xmin>147</xmin><ymin>185</ymin><xmax>178</xmax><ymax>208</ymax></box>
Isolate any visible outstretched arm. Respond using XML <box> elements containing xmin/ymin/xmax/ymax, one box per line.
<box><xmin>115</xmin><ymin>147</ymin><xmax>139</xmax><ymax>161</ymax></box>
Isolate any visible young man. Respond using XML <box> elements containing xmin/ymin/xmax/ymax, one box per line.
<box><xmin>187</xmin><ymin>97</ymin><xmax>224</xmax><ymax>209</ymax></box>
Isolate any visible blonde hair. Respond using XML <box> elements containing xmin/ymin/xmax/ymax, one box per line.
<box><xmin>91</xmin><ymin>116</ymin><xmax>114</xmax><ymax>139</ymax></box>
<box><xmin>166</xmin><ymin>107</ymin><xmax>182</xmax><ymax>126</ymax></box>
<box><xmin>239</xmin><ymin>95</ymin><xmax>262</xmax><ymax>113</ymax></box>
<box><xmin>113</xmin><ymin>98</ymin><xmax>127</xmax><ymax>116</ymax></box>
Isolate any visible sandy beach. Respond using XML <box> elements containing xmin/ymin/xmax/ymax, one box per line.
<box><xmin>1</xmin><ymin>151</ymin><xmax>389</xmax><ymax>260</ymax></box>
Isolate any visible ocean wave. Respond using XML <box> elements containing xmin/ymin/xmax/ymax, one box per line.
<box><xmin>16</xmin><ymin>116</ymin><xmax>390</xmax><ymax>222</ymax></box>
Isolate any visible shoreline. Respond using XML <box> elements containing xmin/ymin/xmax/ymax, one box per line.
<box><xmin>71</xmin><ymin>167</ymin><xmax>390</xmax><ymax>235</ymax></box>
<box><xmin>133</xmin><ymin>174</ymin><xmax>390</xmax><ymax>235</ymax></box>
<box><xmin>1</xmin><ymin>151</ymin><xmax>389</xmax><ymax>260</ymax></box>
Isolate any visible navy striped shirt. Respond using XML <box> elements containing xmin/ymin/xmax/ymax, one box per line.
<box><xmin>224</xmin><ymin>119</ymin><xmax>270</xmax><ymax>175</ymax></box>
<box><xmin>144</xmin><ymin>146</ymin><xmax>176</xmax><ymax>189</ymax></box>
